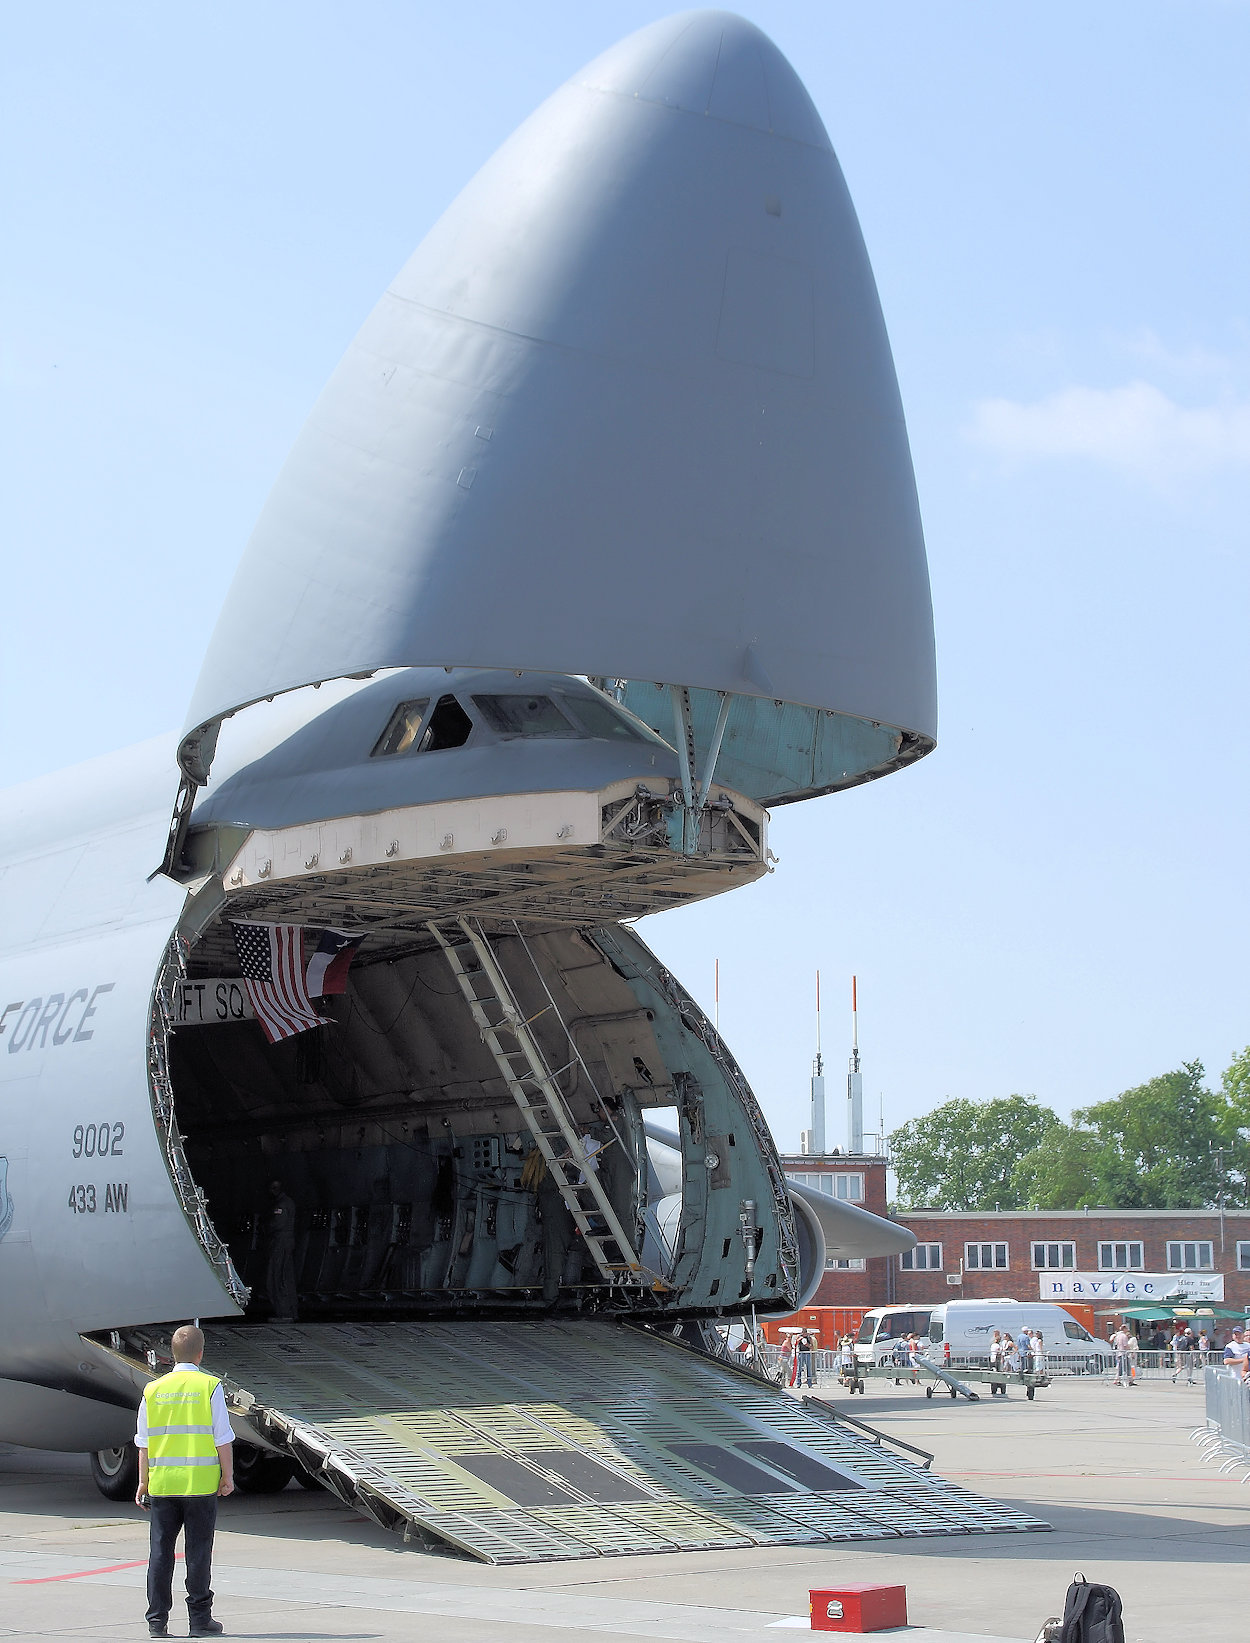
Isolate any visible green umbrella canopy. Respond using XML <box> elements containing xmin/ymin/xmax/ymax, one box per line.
<box><xmin>1102</xmin><ymin>1307</ymin><xmax>1175</xmax><ymax>1321</ymax></box>
<box><xmin>1173</xmin><ymin>1306</ymin><xmax>1249</xmax><ymax>1320</ymax></box>
<box><xmin>1096</xmin><ymin>1304</ymin><xmax>1247</xmax><ymax>1321</ymax></box>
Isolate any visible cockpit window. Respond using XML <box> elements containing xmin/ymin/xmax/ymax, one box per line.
<box><xmin>371</xmin><ymin>699</ymin><xmax>430</xmax><ymax>757</ymax></box>
<box><xmin>559</xmin><ymin>693</ymin><xmax>654</xmax><ymax>743</ymax></box>
<box><xmin>418</xmin><ymin>695</ymin><xmax>474</xmax><ymax>751</ymax></box>
<box><xmin>372</xmin><ymin>694</ymin><xmax>472</xmax><ymax>755</ymax></box>
<box><xmin>471</xmin><ymin>694</ymin><xmax>579</xmax><ymax>738</ymax></box>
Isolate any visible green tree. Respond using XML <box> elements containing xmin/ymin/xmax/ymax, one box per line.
<box><xmin>889</xmin><ymin>1095</ymin><xmax>1060</xmax><ymax>1211</ymax></box>
<box><xmin>1072</xmin><ymin>1061</ymin><xmax>1224</xmax><ymax>1209</ymax></box>
<box><xmin>1221</xmin><ymin>1046</ymin><xmax>1250</xmax><ymax>1202</ymax></box>
<box><xmin>1011</xmin><ymin>1124</ymin><xmax>1104</xmax><ymax>1209</ymax></box>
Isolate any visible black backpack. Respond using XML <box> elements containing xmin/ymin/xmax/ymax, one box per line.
<box><xmin>1061</xmin><ymin>1574</ymin><xmax>1124</xmax><ymax>1643</ymax></box>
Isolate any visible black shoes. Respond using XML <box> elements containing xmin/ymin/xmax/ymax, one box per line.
<box><xmin>189</xmin><ymin>1623</ymin><xmax>224</xmax><ymax>1637</ymax></box>
<box><xmin>148</xmin><ymin>1627</ymin><xmax>168</xmax><ymax>1639</ymax></box>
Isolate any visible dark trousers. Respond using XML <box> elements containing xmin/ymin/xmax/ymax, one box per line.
<box><xmin>147</xmin><ymin>1493</ymin><xmax>217</xmax><ymax>1626</ymax></box>
<box><xmin>265</xmin><ymin>1240</ymin><xmax>298</xmax><ymax>1319</ymax></box>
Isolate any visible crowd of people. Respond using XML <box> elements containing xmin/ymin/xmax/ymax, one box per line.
<box><xmin>987</xmin><ymin>1328</ymin><xmax>1047</xmax><ymax>1375</ymax></box>
<box><xmin>763</xmin><ymin>1318</ymin><xmax>1250</xmax><ymax>1393</ymax></box>
<box><xmin>1104</xmin><ymin>1321</ymin><xmax>1250</xmax><ymax>1386</ymax></box>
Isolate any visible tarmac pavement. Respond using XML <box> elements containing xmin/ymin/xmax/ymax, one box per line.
<box><xmin>1</xmin><ymin>1375</ymin><xmax>1241</xmax><ymax>1643</ymax></box>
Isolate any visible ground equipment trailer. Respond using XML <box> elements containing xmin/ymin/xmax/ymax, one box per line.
<box><xmin>923</xmin><ymin>1364</ymin><xmax>1051</xmax><ymax>1401</ymax></box>
<box><xmin>844</xmin><ymin>1359</ymin><xmax>1051</xmax><ymax>1402</ymax></box>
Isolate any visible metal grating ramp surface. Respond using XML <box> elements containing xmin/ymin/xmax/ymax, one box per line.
<box><xmin>204</xmin><ymin>1320</ymin><xmax>1050</xmax><ymax>1563</ymax></box>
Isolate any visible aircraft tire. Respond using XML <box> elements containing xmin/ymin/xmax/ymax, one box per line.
<box><xmin>233</xmin><ymin>1443</ymin><xmax>297</xmax><ymax>1494</ymax></box>
<box><xmin>91</xmin><ymin>1443</ymin><xmax>140</xmax><ymax>1501</ymax></box>
<box><xmin>925</xmin><ymin>1385</ymin><xmax>933</xmax><ymax>1398</ymax></box>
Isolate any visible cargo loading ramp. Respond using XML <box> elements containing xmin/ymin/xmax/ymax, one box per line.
<box><xmin>198</xmin><ymin>1320</ymin><xmax>1047</xmax><ymax>1563</ymax></box>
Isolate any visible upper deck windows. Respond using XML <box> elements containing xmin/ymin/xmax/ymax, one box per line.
<box><xmin>371</xmin><ymin>699</ymin><xmax>430</xmax><ymax>756</ymax></box>
<box><xmin>371</xmin><ymin>685</ymin><xmax>661</xmax><ymax>757</ymax></box>
<box><xmin>371</xmin><ymin>695</ymin><xmax>473</xmax><ymax>756</ymax></box>
<box><xmin>560</xmin><ymin>693</ymin><xmax>662</xmax><ymax>744</ymax></box>
<box><xmin>471</xmin><ymin>695</ymin><xmax>580</xmax><ymax>739</ymax></box>
<box><xmin>473</xmin><ymin>690</ymin><xmax>664</xmax><ymax>746</ymax></box>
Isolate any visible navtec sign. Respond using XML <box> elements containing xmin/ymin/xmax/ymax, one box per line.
<box><xmin>1040</xmin><ymin>1272</ymin><xmax>1225</xmax><ymax>1302</ymax></box>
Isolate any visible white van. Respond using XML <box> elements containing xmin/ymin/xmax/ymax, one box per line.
<box><xmin>925</xmin><ymin>1300</ymin><xmax>1112</xmax><ymax>1371</ymax></box>
<box><xmin>855</xmin><ymin>1305</ymin><xmax>936</xmax><ymax>1368</ymax></box>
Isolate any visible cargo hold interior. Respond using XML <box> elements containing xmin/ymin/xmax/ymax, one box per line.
<box><xmin>158</xmin><ymin>914</ymin><xmax>797</xmax><ymax>1324</ymax></box>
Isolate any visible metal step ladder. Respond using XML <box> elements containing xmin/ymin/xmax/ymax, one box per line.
<box><xmin>427</xmin><ymin>918</ymin><xmax>644</xmax><ymax>1288</ymax></box>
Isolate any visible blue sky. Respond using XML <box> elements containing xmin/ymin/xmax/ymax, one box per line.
<box><xmin>3</xmin><ymin>3</ymin><xmax>1247</xmax><ymax>1151</ymax></box>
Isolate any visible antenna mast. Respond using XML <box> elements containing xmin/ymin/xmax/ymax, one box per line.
<box><xmin>809</xmin><ymin>970</ymin><xmax>826</xmax><ymax>1153</ymax></box>
<box><xmin>847</xmin><ymin>974</ymin><xmax>863</xmax><ymax>1154</ymax></box>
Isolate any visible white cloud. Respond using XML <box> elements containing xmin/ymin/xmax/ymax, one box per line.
<box><xmin>1114</xmin><ymin>328</ymin><xmax>1242</xmax><ymax>381</ymax></box>
<box><xmin>967</xmin><ymin>381</ymin><xmax>1250</xmax><ymax>475</ymax></box>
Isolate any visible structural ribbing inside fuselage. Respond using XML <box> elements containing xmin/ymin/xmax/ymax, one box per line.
<box><xmin>155</xmin><ymin>919</ymin><xmax>800</xmax><ymax>1324</ymax></box>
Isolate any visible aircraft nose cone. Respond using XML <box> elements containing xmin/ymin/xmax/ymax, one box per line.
<box><xmin>184</xmin><ymin>8</ymin><xmax>934</xmax><ymax>769</ymax></box>
<box><xmin>576</xmin><ymin>9</ymin><xmax>830</xmax><ymax>147</ymax></box>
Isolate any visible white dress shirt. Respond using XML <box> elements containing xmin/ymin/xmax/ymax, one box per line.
<box><xmin>134</xmin><ymin>1363</ymin><xmax>234</xmax><ymax>1448</ymax></box>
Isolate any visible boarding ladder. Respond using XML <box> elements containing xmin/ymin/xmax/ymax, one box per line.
<box><xmin>427</xmin><ymin>918</ymin><xmax>645</xmax><ymax>1289</ymax></box>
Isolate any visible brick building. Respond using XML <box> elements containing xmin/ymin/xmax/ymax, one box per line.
<box><xmin>895</xmin><ymin>1207</ymin><xmax>1250</xmax><ymax>1314</ymax></box>
<box><xmin>781</xmin><ymin>1152</ymin><xmax>1250</xmax><ymax>1318</ymax></box>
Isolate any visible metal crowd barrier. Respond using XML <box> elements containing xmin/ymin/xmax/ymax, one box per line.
<box><xmin>757</xmin><ymin>1344</ymin><xmax>1225</xmax><ymax>1386</ymax></box>
<box><xmin>757</xmin><ymin>1345</ymin><xmax>842</xmax><ymax>1383</ymax></box>
<box><xmin>1191</xmin><ymin>1365</ymin><xmax>1250</xmax><ymax>1482</ymax></box>
<box><xmin>948</xmin><ymin>1349</ymin><xmax>1217</xmax><ymax>1381</ymax></box>
<box><xmin>944</xmin><ymin>1350</ymin><xmax>1088</xmax><ymax>1378</ymax></box>
<box><xmin>1130</xmin><ymin>1349</ymin><xmax>1214</xmax><ymax>1380</ymax></box>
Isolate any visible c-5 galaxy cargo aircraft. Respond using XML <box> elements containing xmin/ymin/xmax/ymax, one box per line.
<box><xmin>0</xmin><ymin>12</ymin><xmax>956</xmax><ymax>1560</ymax></box>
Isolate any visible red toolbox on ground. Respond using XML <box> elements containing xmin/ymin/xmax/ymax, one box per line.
<box><xmin>810</xmin><ymin>1584</ymin><xmax>907</xmax><ymax>1632</ymax></box>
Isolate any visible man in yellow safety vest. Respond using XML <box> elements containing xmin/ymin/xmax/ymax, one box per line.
<box><xmin>135</xmin><ymin>1323</ymin><xmax>234</xmax><ymax>1638</ymax></box>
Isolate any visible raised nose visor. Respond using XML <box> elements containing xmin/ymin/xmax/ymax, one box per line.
<box><xmin>174</xmin><ymin>10</ymin><xmax>935</xmax><ymax>823</ymax></box>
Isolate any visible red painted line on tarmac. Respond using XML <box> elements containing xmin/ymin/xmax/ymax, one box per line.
<box><xmin>952</xmin><ymin>1471</ymin><xmax>1241</xmax><ymax>1482</ymax></box>
<box><xmin>14</xmin><ymin>1552</ymin><xmax>182</xmax><ymax>1584</ymax></box>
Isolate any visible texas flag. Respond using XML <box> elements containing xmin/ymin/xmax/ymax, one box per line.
<box><xmin>231</xmin><ymin>922</ymin><xmax>365</xmax><ymax>1044</ymax></box>
<box><xmin>304</xmin><ymin>926</ymin><xmax>366</xmax><ymax>998</ymax></box>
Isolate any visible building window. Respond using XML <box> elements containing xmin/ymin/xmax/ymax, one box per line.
<box><xmin>1032</xmin><ymin>1242</ymin><xmax>1076</xmax><ymax>1270</ymax></box>
<box><xmin>825</xmin><ymin>1257</ymin><xmax>866</xmax><ymax>1271</ymax></box>
<box><xmin>965</xmin><ymin>1242</ymin><xmax>1008</xmax><ymax>1270</ymax></box>
<box><xmin>1167</xmin><ymin>1240</ymin><xmax>1214</xmax><ymax>1271</ymax></box>
<box><xmin>1238</xmin><ymin>1242</ymin><xmax>1250</xmax><ymax>1272</ymax></box>
<box><xmin>1098</xmin><ymin>1241</ymin><xmax>1144</xmax><ymax>1271</ymax></box>
<box><xmin>785</xmin><ymin>1171</ymin><xmax>864</xmax><ymax>1202</ymax></box>
<box><xmin>900</xmin><ymin>1243</ymin><xmax>942</xmax><ymax>1272</ymax></box>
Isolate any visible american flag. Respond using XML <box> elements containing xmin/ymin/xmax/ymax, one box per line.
<box><xmin>230</xmin><ymin>922</ymin><xmax>363</xmax><ymax>1045</ymax></box>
